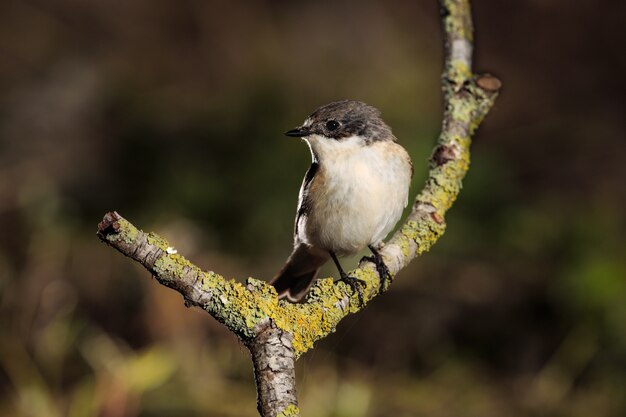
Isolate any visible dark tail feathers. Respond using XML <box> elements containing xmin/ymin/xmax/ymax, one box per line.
<box><xmin>271</xmin><ymin>244</ymin><xmax>329</xmax><ymax>302</ymax></box>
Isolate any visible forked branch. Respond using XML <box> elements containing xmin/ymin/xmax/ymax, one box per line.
<box><xmin>97</xmin><ymin>1</ymin><xmax>500</xmax><ymax>416</ymax></box>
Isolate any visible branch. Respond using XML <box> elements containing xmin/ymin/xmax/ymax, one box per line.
<box><xmin>97</xmin><ymin>1</ymin><xmax>500</xmax><ymax>415</ymax></box>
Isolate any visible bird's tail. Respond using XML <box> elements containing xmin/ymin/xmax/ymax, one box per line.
<box><xmin>271</xmin><ymin>244</ymin><xmax>329</xmax><ymax>302</ymax></box>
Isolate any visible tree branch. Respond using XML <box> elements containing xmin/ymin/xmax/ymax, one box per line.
<box><xmin>97</xmin><ymin>1</ymin><xmax>500</xmax><ymax>415</ymax></box>
<box><xmin>250</xmin><ymin>321</ymin><xmax>298</xmax><ymax>417</ymax></box>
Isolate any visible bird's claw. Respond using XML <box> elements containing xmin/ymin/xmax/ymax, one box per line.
<box><xmin>339</xmin><ymin>273</ymin><xmax>366</xmax><ymax>306</ymax></box>
<box><xmin>361</xmin><ymin>253</ymin><xmax>393</xmax><ymax>293</ymax></box>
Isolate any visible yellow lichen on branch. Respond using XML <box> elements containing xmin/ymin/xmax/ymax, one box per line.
<box><xmin>96</xmin><ymin>0</ymin><xmax>500</xmax><ymax>360</ymax></box>
<box><xmin>97</xmin><ymin>1</ymin><xmax>501</xmax><ymax>415</ymax></box>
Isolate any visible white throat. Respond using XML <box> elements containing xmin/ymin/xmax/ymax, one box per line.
<box><xmin>303</xmin><ymin>134</ymin><xmax>367</xmax><ymax>162</ymax></box>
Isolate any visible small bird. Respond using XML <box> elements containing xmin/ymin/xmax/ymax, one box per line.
<box><xmin>271</xmin><ymin>100</ymin><xmax>413</xmax><ymax>302</ymax></box>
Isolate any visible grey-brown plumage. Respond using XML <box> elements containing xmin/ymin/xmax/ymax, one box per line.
<box><xmin>271</xmin><ymin>100</ymin><xmax>413</xmax><ymax>302</ymax></box>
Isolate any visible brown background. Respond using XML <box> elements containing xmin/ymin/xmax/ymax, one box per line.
<box><xmin>0</xmin><ymin>1</ymin><xmax>624</xmax><ymax>416</ymax></box>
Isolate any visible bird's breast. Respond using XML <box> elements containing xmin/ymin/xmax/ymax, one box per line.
<box><xmin>299</xmin><ymin>140</ymin><xmax>411</xmax><ymax>256</ymax></box>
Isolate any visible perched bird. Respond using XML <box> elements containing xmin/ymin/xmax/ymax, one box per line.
<box><xmin>271</xmin><ymin>100</ymin><xmax>413</xmax><ymax>302</ymax></box>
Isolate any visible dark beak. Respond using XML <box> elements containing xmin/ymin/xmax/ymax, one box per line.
<box><xmin>284</xmin><ymin>126</ymin><xmax>310</xmax><ymax>137</ymax></box>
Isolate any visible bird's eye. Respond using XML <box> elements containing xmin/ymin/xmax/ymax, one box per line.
<box><xmin>325</xmin><ymin>120</ymin><xmax>340</xmax><ymax>131</ymax></box>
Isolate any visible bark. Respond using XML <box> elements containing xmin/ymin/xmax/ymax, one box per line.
<box><xmin>249</xmin><ymin>321</ymin><xmax>299</xmax><ymax>417</ymax></box>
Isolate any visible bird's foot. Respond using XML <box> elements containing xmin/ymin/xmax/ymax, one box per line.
<box><xmin>339</xmin><ymin>272</ymin><xmax>366</xmax><ymax>306</ymax></box>
<box><xmin>362</xmin><ymin>247</ymin><xmax>393</xmax><ymax>293</ymax></box>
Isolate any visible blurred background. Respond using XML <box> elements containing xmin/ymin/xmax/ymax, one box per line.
<box><xmin>1</xmin><ymin>0</ymin><xmax>624</xmax><ymax>416</ymax></box>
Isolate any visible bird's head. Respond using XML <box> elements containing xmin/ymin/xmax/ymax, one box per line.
<box><xmin>284</xmin><ymin>100</ymin><xmax>395</xmax><ymax>152</ymax></box>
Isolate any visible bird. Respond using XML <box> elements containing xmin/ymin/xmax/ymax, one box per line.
<box><xmin>271</xmin><ymin>100</ymin><xmax>413</xmax><ymax>303</ymax></box>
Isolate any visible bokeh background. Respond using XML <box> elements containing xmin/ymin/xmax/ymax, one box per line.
<box><xmin>1</xmin><ymin>0</ymin><xmax>624</xmax><ymax>416</ymax></box>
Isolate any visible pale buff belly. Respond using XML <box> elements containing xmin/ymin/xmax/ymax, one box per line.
<box><xmin>301</xmin><ymin>142</ymin><xmax>411</xmax><ymax>256</ymax></box>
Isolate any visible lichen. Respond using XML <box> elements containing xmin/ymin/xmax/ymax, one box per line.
<box><xmin>146</xmin><ymin>232</ymin><xmax>171</xmax><ymax>251</ymax></box>
<box><xmin>276</xmin><ymin>404</ymin><xmax>300</xmax><ymax>417</ymax></box>
<box><xmin>442</xmin><ymin>0</ymin><xmax>473</xmax><ymax>43</ymax></box>
<box><xmin>253</xmin><ymin>273</ymin><xmax>381</xmax><ymax>356</ymax></box>
<box><xmin>105</xmin><ymin>217</ymin><xmax>140</xmax><ymax>245</ymax></box>
<box><xmin>449</xmin><ymin>61</ymin><xmax>472</xmax><ymax>85</ymax></box>
<box><xmin>274</xmin><ymin>280</ymin><xmax>346</xmax><ymax>355</ymax></box>
<box><xmin>153</xmin><ymin>252</ymin><xmax>198</xmax><ymax>284</ymax></box>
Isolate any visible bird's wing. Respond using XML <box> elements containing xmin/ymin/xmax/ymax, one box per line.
<box><xmin>294</xmin><ymin>161</ymin><xmax>319</xmax><ymax>238</ymax></box>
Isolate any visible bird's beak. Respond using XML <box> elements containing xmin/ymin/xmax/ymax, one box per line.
<box><xmin>284</xmin><ymin>126</ymin><xmax>310</xmax><ymax>137</ymax></box>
